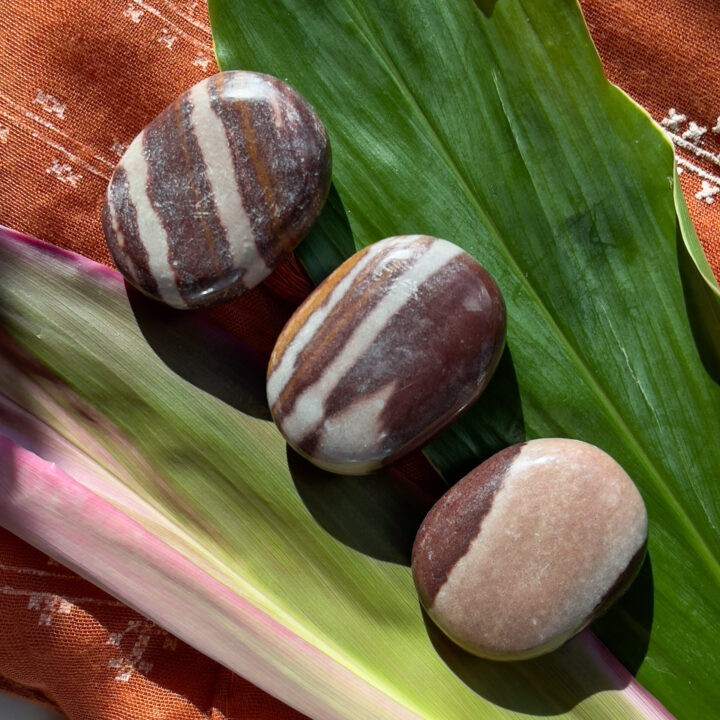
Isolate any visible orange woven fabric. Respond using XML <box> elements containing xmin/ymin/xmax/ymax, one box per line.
<box><xmin>0</xmin><ymin>1</ymin><xmax>718</xmax><ymax>719</ymax></box>
<box><xmin>581</xmin><ymin>0</ymin><xmax>720</xmax><ymax>278</ymax></box>
<box><xmin>0</xmin><ymin>529</ymin><xmax>306</xmax><ymax>720</ymax></box>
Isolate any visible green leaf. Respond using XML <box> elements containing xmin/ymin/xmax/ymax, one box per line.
<box><xmin>209</xmin><ymin>0</ymin><xmax>720</xmax><ymax>716</ymax></box>
<box><xmin>0</xmin><ymin>229</ymin><xmax>673</xmax><ymax>719</ymax></box>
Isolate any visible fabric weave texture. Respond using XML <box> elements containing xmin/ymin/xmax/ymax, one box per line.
<box><xmin>0</xmin><ymin>1</ymin><xmax>717</xmax><ymax>718</ymax></box>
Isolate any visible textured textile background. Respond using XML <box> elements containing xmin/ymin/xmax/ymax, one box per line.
<box><xmin>0</xmin><ymin>1</ymin><xmax>718</xmax><ymax>719</ymax></box>
<box><xmin>582</xmin><ymin>0</ymin><xmax>720</xmax><ymax>277</ymax></box>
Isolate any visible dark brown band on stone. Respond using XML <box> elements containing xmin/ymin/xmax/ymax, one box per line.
<box><xmin>263</xmin><ymin>75</ymin><xmax>332</xmax><ymax>251</ymax></box>
<box><xmin>210</xmin><ymin>75</ymin><xmax>278</xmax><ymax>266</ymax></box>
<box><xmin>210</xmin><ymin>73</ymin><xmax>330</xmax><ymax>268</ymax></box>
<box><xmin>143</xmin><ymin>96</ymin><xmax>235</xmax><ymax>303</ymax></box>
<box><xmin>412</xmin><ymin>442</ymin><xmax>524</xmax><ymax>606</ymax></box>
<box><xmin>103</xmin><ymin>166</ymin><xmax>159</xmax><ymax>298</ymax></box>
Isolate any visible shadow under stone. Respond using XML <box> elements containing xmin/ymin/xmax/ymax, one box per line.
<box><xmin>473</xmin><ymin>0</ymin><xmax>499</xmax><ymax>18</ymax></box>
<box><xmin>590</xmin><ymin>551</ymin><xmax>654</xmax><ymax>676</ymax></box>
<box><xmin>422</xmin><ymin>606</ymin><xmax>636</xmax><ymax>716</ymax></box>
<box><xmin>288</xmin><ymin>448</ymin><xmax>436</xmax><ymax>566</ymax></box>
<box><xmin>295</xmin><ymin>183</ymin><xmax>356</xmax><ymax>285</ymax></box>
<box><xmin>425</xmin><ymin>343</ymin><xmax>525</xmax><ymax>483</ymax></box>
<box><xmin>128</xmin><ymin>286</ymin><xmax>272</xmax><ymax>420</ymax></box>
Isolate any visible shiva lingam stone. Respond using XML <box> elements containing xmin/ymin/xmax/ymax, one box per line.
<box><xmin>267</xmin><ymin>234</ymin><xmax>506</xmax><ymax>475</ymax></box>
<box><xmin>412</xmin><ymin>438</ymin><xmax>648</xmax><ymax>660</ymax></box>
<box><xmin>102</xmin><ymin>71</ymin><xmax>331</xmax><ymax>308</ymax></box>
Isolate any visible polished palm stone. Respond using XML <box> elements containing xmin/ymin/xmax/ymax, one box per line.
<box><xmin>102</xmin><ymin>71</ymin><xmax>331</xmax><ymax>308</ymax></box>
<box><xmin>412</xmin><ymin>438</ymin><xmax>648</xmax><ymax>661</ymax></box>
<box><xmin>267</xmin><ymin>235</ymin><xmax>506</xmax><ymax>475</ymax></box>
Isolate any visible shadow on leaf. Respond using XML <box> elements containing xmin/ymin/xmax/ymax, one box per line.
<box><xmin>128</xmin><ymin>287</ymin><xmax>272</xmax><ymax>420</ymax></box>
<box><xmin>676</xmin><ymin>230</ymin><xmax>720</xmax><ymax>386</ymax></box>
<box><xmin>288</xmin><ymin>448</ymin><xmax>437</xmax><ymax>566</ymax></box>
<box><xmin>590</xmin><ymin>552</ymin><xmax>654</xmax><ymax>675</ymax></box>
<box><xmin>295</xmin><ymin>183</ymin><xmax>357</xmax><ymax>284</ymax></box>
<box><xmin>426</xmin><ymin>343</ymin><xmax>525</xmax><ymax>483</ymax></box>
<box><xmin>473</xmin><ymin>0</ymin><xmax>499</xmax><ymax>18</ymax></box>
<box><xmin>423</xmin><ymin>612</ymin><xmax>626</xmax><ymax>715</ymax></box>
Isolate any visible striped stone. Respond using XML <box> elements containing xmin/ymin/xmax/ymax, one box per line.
<box><xmin>102</xmin><ymin>71</ymin><xmax>331</xmax><ymax>308</ymax></box>
<box><xmin>412</xmin><ymin>438</ymin><xmax>648</xmax><ymax>660</ymax></box>
<box><xmin>267</xmin><ymin>235</ymin><xmax>506</xmax><ymax>475</ymax></box>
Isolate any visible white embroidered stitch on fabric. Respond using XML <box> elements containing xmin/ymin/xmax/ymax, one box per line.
<box><xmin>106</xmin><ymin>619</ymin><xmax>178</xmax><ymax>682</ymax></box>
<box><xmin>696</xmin><ymin>180</ymin><xmax>719</xmax><ymax>204</ymax></box>
<box><xmin>36</xmin><ymin>134</ymin><xmax>110</xmax><ymax>180</ymax></box>
<box><xmin>661</xmin><ymin>107</ymin><xmax>720</xmax><ymax>209</ymax></box>
<box><xmin>0</xmin><ymin>562</ymin><xmax>76</xmax><ymax>579</ymax></box>
<box><xmin>157</xmin><ymin>27</ymin><xmax>178</xmax><ymax>49</ymax></box>
<box><xmin>123</xmin><ymin>3</ymin><xmax>144</xmax><ymax>23</ymax></box>
<box><xmin>0</xmin><ymin>89</ymin><xmax>117</xmax><ymax>172</ymax></box>
<box><xmin>2</xmin><ymin>585</ymin><xmax>124</xmax><ymax>606</ymax></box>
<box><xmin>131</xmin><ymin>0</ymin><xmax>214</xmax><ymax>51</ymax></box>
<box><xmin>661</xmin><ymin>108</ymin><xmax>687</xmax><ymax>132</ymax></box>
<box><xmin>682</xmin><ymin>121</ymin><xmax>707</xmax><ymax>143</ymax></box>
<box><xmin>677</xmin><ymin>157</ymin><xmax>720</xmax><ymax>187</ymax></box>
<box><xmin>192</xmin><ymin>54</ymin><xmax>212</xmax><ymax>71</ymax></box>
<box><xmin>46</xmin><ymin>159</ymin><xmax>83</xmax><ymax>187</ymax></box>
<box><xmin>166</xmin><ymin>0</ymin><xmax>212</xmax><ymax>34</ymax></box>
<box><xmin>32</xmin><ymin>90</ymin><xmax>66</xmax><ymax>119</ymax></box>
<box><xmin>24</xmin><ymin>108</ymin><xmax>63</xmax><ymax>133</ymax></box>
<box><xmin>0</xmin><ymin>126</ymin><xmax>8</xmax><ymax>143</ymax></box>
<box><xmin>670</xmin><ymin>132</ymin><xmax>720</xmax><ymax>165</ymax></box>
<box><xmin>27</xmin><ymin>593</ymin><xmax>73</xmax><ymax>626</ymax></box>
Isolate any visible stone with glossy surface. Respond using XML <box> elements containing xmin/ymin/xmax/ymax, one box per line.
<box><xmin>103</xmin><ymin>71</ymin><xmax>331</xmax><ymax>308</ymax></box>
<box><xmin>267</xmin><ymin>235</ymin><xmax>506</xmax><ymax>475</ymax></box>
<box><xmin>412</xmin><ymin>438</ymin><xmax>648</xmax><ymax>660</ymax></box>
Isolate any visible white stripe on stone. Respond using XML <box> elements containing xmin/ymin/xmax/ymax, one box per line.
<box><xmin>119</xmin><ymin>136</ymin><xmax>186</xmax><ymax>308</ymax></box>
<box><xmin>268</xmin><ymin>88</ymin><xmax>285</xmax><ymax>130</ymax></box>
<box><xmin>223</xmin><ymin>71</ymin><xmax>276</xmax><ymax>103</ymax></box>
<box><xmin>267</xmin><ymin>241</ymin><xmax>390</xmax><ymax>405</ymax></box>
<box><xmin>267</xmin><ymin>236</ymin><xmax>429</xmax><ymax>405</ymax></box>
<box><xmin>315</xmin><ymin>381</ymin><xmax>397</xmax><ymax>472</ymax></box>
<box><xmin>189</xmin><ymin>80</ymin><xmax>270</xmax><ymax>292</ymax></box>
<box><xmin>276</xmin><ymin>237</ymin><xmax>464</xmax><ymax>443</ymax></box>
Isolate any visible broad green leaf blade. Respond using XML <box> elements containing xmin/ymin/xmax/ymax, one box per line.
<box><xmin>0</xmin><ymin>228</ymin><xmax>671</xmax><ymax>719</ymax></box>
<box><xmin>209</xmin><ymin>0</ymin><xmax>720</xmax><ymax>716</ymax></box>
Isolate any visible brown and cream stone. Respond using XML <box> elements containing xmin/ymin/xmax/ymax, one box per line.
<box><xmin>411</xmin><ymin>438</ymin><xmax>648</xmax><ymax>660</ymax></box>
<box><xmin>267</xmin><ymin>235</ymin><xmax>506</xmax><ymax>475</ymax></box>
<box><xmin>102</xmin><ymin>71</ymin><xmax>331</xmax><ymax>308</ymax></box>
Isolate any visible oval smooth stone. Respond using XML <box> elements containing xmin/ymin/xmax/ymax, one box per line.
<box><xmin>411</xmin><ymin>438</ymin><xmax>648</xmax><ymax>660</ymax></box>
<box><xmin>102</xmin><ymin>71</ymin><xmax>331</xmax><ymax>308</ymax></box>
<box><xmin>267</xmin><ymin>235</ymin><xmax>506</xmax><ymax>475</ymax></box>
